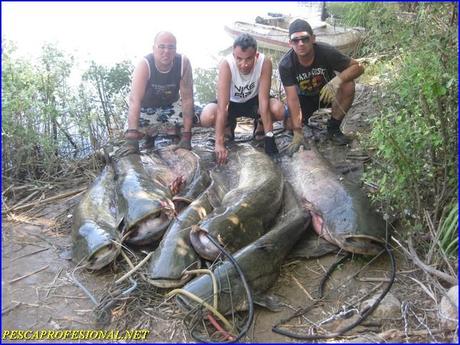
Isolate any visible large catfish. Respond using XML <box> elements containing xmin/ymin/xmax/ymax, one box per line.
<box><xmin>190</xmin><ymin>144</ymin><xmax>284</xmax><ymax>261</ymax></box>
<box><xmin>280</xmin><ymin>145</ymin><xmax>387</xmax><ymax>255</ymax></box>
<box><xmin>71</xmin><ymin>165</ymin><xmax>122</xmax><ymax>270</ymax></box>
<box><xmin>113</xmin><ymin>152</ymin><xmax>175</xmax><ymax>245</ymax></box>
<box><xmin>156</xmin><ymin>146</ymin><xmax>211</xmax><ymax>207</ymax></box>
<box><xmin>147</xmin><ymin>177</ymin><xmax>224</xmax><ymax>288</ymax></box>
<box><xmin>176</xmin><ymin>182</ymin><xmax>310</xmax><ymax>314</ymax></box>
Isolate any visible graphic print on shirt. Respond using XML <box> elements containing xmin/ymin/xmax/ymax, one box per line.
<box><xmin>234</xmin><ymin>81</ymin><xmax>256</xmax><ymax>99</ymax></box>
<box><xmin>149</xmin><ymin>83</ymin><xmax>177</xmax><ymax>98</ymax></box>
<box><xmin>296</xmin><ymin>67</ymin><xmax>327</xmax><ymax>96</ymax></box>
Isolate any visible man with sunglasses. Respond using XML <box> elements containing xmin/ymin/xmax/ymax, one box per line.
<box><xmin>124</xmin><ymin>31</ymin><xmax>194</xmax><ymax>150</ymax></box>
<box><xmin>279</xmin><ymin>19</ymin><xmax>364</xmax><ymax>155</ymax></box>
<box><xmin>200</xmin><ymin>33</ymin><xmax>286</xmax><ymax>165</ymax></box>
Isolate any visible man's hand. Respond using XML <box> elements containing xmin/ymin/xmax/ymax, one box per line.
<box><xmin>114</xmin><ymin>138</ymin><xmax>140</xmax><ymax>158</ymax></box>
<box><xmin>215</xmin><ymin>142</ymin><xmax>228</xmax><ymax>165</ymax></box>
<box><xmin>176</xmin><ymin>131</ymin><xmax>192</xmax><ymax>150</ymax></box>
<box><xmin>319</xmin><ymin>76</ymin><xmax>343</xmax><ymax>104</ymax></box>
<box><xmin>286</xmin><ymin>128</ymin><xmax>307</xmax><ymax>156</ymax></box>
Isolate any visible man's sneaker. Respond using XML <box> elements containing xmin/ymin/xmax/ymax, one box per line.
<box><xmin>327</xmin><ymin>127</ymin><xmax>352</xmax><ymax>145</ymax></box>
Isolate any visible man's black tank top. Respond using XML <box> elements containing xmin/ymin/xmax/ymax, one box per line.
<box><xmin>141</xmin><ymin>53</ymin><xmax>182</xmax><ymax>109</ymax></box>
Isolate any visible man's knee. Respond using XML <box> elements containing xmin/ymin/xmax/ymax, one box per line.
<box><xmin>339</xmin><ymin>80</ymin><xmax>355</xmax><ymax>98</ymax></box>
<box><xmin>199</xmin><ymin>103</ymin><xmax>217</xmax><ymax>127</ymax></box>
<box><xmin>269</xmin><ymin>98</ymin><xmax>285</xmax><ymax>121</ymax></box>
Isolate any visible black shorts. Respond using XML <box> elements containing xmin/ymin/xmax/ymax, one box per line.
<box><xmin>209</xmin><ymin>96</ymin><xmax>260</xmax><ymax>129</ymax></box>
<box><xmin>210</xmin><ymin>96</ymin><xmax>260</xmax><ymax>119</ymax></box>
<box><xmin>228</xmin><ymin>97</ymin><xmax>259</xmax><ymax>119</ymax></box>
<box><xmin>299</xmin><ymin>95</ymin><xmax>330</xmax><ymax>124</ymax></box>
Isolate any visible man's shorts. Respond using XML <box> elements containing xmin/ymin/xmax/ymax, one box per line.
<box><xmin>139</xmin><ymin>100</ymin><xmax>182</xmax><ymax>136</ymax></box>
<box><xmin>228</xmin><ymin>96</ymin><xmax>260</xmax><ymax>119</ymax></box>
<box><xmin>208</xmin><ymin>96</ymin><xmax>259</xmax><ymax>119</ymax></box>
<box><xmin>299</xmin><ymin>95</ymin><xmax>331</xmax><ymax>125</ymax></box>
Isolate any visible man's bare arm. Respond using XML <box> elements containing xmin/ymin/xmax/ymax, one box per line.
<box><xmin>180</xmin><ymin>56</ymin><xmax>194</xmax><ymax>133</ymax></box>
<box><xmin>214</xmin><ymin>60</ymin><xmax>231</xmax><ymax>164</ymax></box>
<box><xmin>258</xmin><ymin>58</ymin><xmax>273</xmax><ymax>132</ymax></box>
<box><xmin>127</xmin><ymin>59</ymin><xmax>149</xmax><ymax>133</ymax></box>
<box><xmin>215</xmin><ymin>61</ymin><xmax>231</xmax><ymax>146</ymax></box>
<box><xmin>337</xmin><ymin>59</ymin><xmax>364</xmax><ymax>83</ymax></box>
<box><xmin>284</xmin><ymin>85</ymin><xmax>303</xmax><ymax>129</ymax></box>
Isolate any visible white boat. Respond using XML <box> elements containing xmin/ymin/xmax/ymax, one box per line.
<box><xmin>224</xmin><ymin>20</ymin><xmax>364</xmax><ymax>55</ymax></box>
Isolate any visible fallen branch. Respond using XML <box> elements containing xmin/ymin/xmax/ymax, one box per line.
<box><xmin>3</xmin><ymin>188</ymin><xmax>86</xmax><ymax>214</ymax></box>
<box><xmin>11</xmin><ymin>190</ymin><xmax>40</xmax><ymax>209</ymax></box>
<box><xmin>392</xmin><ymin>236</ymin><xmax>457</xmax><ymax>285</ymax></box>
<box><xmin>2</xmin><ymin>302</ymin><xmax>21</xmax><ymax>315</ymax></box>
<box><xmin>8</xmin><ymin>265</ymin><xmax>49</xmax><ymax>284</ymax></box>
<box><xmin>379</xmin><ymin>327</ymin><xmax>448</xmax><ymax>340</ymax></box>
<box><xmin>115</xmin><ymin>251</ymin><xmax>154</xmax><ymax>285</ymax></box>
<box><xmin>10</xmin><ymin>247</ymin><xmax>50</xmax><ymax>262</ymax></box>
<box><xmin>291</xmin><ymin>274</ymin><xmax>315</xmax><ymax>301</ymax></box>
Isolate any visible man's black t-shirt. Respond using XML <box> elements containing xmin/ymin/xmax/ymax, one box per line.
<box><xmin>278</xmin><ymin>42</ymin><xmax>350</xmax><ymax>97</ymax></box>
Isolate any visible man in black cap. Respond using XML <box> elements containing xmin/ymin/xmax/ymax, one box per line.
<box><xmin>279</xmin><ymin>19</ymin><xmax>364</xmax><ymax>154</ymax></box>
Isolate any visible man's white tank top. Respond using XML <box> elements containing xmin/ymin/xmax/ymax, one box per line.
<box><xmin>225</xmin><ymin>53</ymin><xmax>265</xmax><ymax>103</ymax></box>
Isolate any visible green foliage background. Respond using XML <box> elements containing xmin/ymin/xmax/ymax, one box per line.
<box><xmin>328</xmin><ymin>2</ymin><xmax>458</xmax><ymax>256</ymax></box>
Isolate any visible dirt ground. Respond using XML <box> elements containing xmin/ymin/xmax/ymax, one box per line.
<box><xmin>2</xmin><ymin>84</ymin><xmax>457</xmax><ymax>343</ymax></box>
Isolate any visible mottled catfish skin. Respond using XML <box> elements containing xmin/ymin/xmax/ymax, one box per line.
<box><xmin>280</xmin><ymin>146</ymin><xmax>387</xmax><ymax>255</ymax></box>
<box><xmin>176</xmin><ymin>183</ymin><xmax>310</xmax><ymax>314</ymax></box>
<box><xmin>71</xmin><ymin>166</ymin><xmax>122</xmax><ymax>270</ymax></box>
<box><xmin>157</xmin><ymin>147</ymin><xmax>212</xmax><ymax>207</ymax></box>
<box><xmin>190</xmin><ymin>145</ymin><xmax>284</xmax><ymax>261</ymax></box>
<box><xmin>113</xmin><ymin>153</ymin><xmax>175</xmax><ymax>245</ymax></box>
<box><xmin>148</xmin><ymin>176</ymin><xmax>223</xmax><ymax>288</ymax></box>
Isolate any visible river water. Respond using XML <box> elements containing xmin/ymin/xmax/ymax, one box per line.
<box><xmin>3</xmin><ymin>2</ymin><xmax>324</xmax><ymax>70</ymax></box>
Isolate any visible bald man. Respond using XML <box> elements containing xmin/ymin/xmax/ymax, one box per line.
<box><xmin>125</xmin><ymin>31</ymin><xmax>194</xmax><ymax>150</ymax></box>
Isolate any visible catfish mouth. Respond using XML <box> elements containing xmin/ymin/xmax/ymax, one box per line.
<box><xmin>175</xmin><ymin>293</ymin><xmax>195</xmax><ymax>313</ymax></box>
<box><xmin>172</xmin><ymin>196</ymin><xmax>192</xmax><ymax>213</ymax></box>
<box><xmin>340</xmin><ymin>235</ymin><xmax>385</xmax><ymax>256</ymax></box>
<box><xmin>87</xmin><ymin>243</ymin><xmax>119</xmax><ymax>270</ymax></box>
<box><xmin>146</xmin><ymin>274</ymin><xmax>193</xmax><ymax>289</ymax></box>
<box><xmin>125</xmin><ymin>211</ymin><xmax>172</xmax><ymax>246</ymax></box>
<box><xmin>189</xmin><ymin>226</ymin><xmax>220</xmax><ymax>261</ymax></box>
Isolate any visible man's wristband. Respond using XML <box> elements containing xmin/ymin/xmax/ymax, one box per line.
<box><xmin>181</xmin><ymin>131</ymin><xmax>192</xmax><ymax>139</ymax></box>
<box><xmin>125</xmin><ymin>129</ymin><xmax>139</xmax><ymax>134</ymax></box>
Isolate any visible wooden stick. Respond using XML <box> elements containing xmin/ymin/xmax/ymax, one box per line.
<box><xmin>11</xmin><ymin>190</ymin><xmax>40</xmax><ymax>209</ymax></box>
<box><xmin>291</xmin><ymin>274</ymin><xmax>315</xmax><ymax>301</ymax></box>
<box><xmin>2</xmin><ymin>302</ymin><xmax>21</xmax><ymax>315</ymax></box>
<box><xmin>8</xmin><ymin>265</ymin><xmax>49</xmax><ymax>284</ymax></box>
<box><xmin>393</xmin><ymin>236</ymin><xmax>457</xmax><ymax>285</ymax></box>
<box><xmin>10</xmin><ymin>247</ymin><xmax>49</xmax><ymax>262</ymax></box>
<box><xmin>3</xmin><ymin>188</ymin><xmax>86</xmax><ymax>214</ymax></box>
<box><xmin>407</xmin><ymin>236</ymin><xmax>457</xmax><ymax>285</ymax></box>
<box><xmin>115</xmin><ymin>251</ymin><xmax>154</xmax><ymax>285</ymax></box>
<box><xmin>356</xmin><ymin>277</ymin><xmax>392</xmax><ymax>283</ymax></box>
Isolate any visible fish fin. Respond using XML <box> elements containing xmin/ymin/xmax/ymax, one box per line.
<box><xmin>254</xmin><ymin>293</ymin><xmax>283</xmax><ymax>312</ymax></box>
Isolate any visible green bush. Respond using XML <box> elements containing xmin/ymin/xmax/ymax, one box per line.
<box><xmin>355</xmin><ymin>3</ymin><xmax>458</xmax><ymax>234</ymax></box>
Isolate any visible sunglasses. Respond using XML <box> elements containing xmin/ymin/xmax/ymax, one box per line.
<box><xmin>157</xmin><ymin>44</ymin><xmax>176</xmax><ymax>50</ymax></box>
<box><xmin>290</xmin><ymin>36</ymin><xmax>311</xmax><ymax>44</ymax></box>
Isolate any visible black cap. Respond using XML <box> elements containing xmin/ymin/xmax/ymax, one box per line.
<box><xmin>288</xmin><ymin>19</ymin><xmax>314</xmax><ymax>38</ymax></box>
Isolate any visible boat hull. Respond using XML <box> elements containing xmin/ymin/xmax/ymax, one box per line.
<box><xmin>224</xmin><ymin>21</ymin><xmax>363</xmax><ymax>55</ymax></box>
